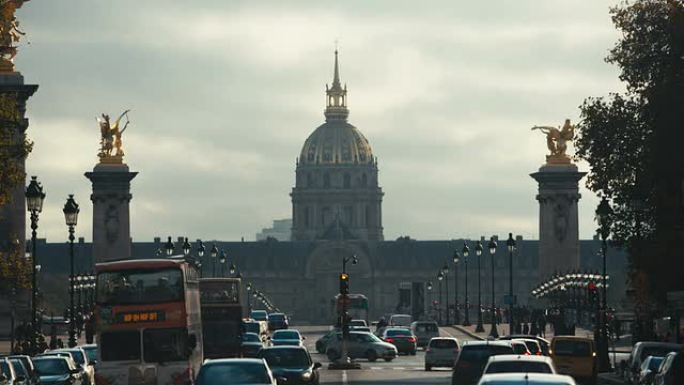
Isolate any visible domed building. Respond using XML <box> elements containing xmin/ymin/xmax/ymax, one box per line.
<box><xmin>291</xmin><ymin>51</ymin><xmax>384</xmax><ymax>241</ymax></box>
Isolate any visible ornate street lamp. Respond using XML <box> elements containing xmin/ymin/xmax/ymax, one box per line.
<box><xmin>475</xmin><ymin>240</ymin><xmax>484</xmax><ymax>332</ymax></box>
<box><xmin>437</xmin><ymin>271</ymin><xmax>444</xmax><ymax>325</ymax></box>
<box><xmin>462</xmin><ymin>242</ymin><xmax>471</xmax><ymax>326</ymax></box>
<box><xmin>488</xmin><ymin>236</ymin><xmax>498</xmax><ymax>338</ymax></box>
<box><xmin>453</xmin><ymin>250</ymin><xmax>460</xmax><ymax>325</ymax></box>
<box><xmin>506</xmin><ymin>233</ymin><xmax>516</xmax><ymax>333</ymax></box>
<box><xmin>164</xmin><ymin>236</ymin><xmax>174</xmax><ymax>256</ymax></box>
<box><xmin>219</xmin><ymin>250</ymin><xmax>227</xmax><ymax>277</ymax></box>
<box><xmin>342</xmin><ymin>254</ymin><xmax>358</xmax><ymax>274</ymax></box>
<box><xmin>229</xmin><ymin>262</ymin><xmax>236</xmax><ymax>276</ymax></box>
<box><xmin>426</xmin><ymin>281</ymin><xmax>433</xmax><ymax>320</ymax></box>
<box><xmin>442</xmin><ymin>262</ymin><xmax>450</xmax><ymax>325</ymax></box>
<box><xmin>182</xmin><ymin>237</ymin><xmax>191</xmax><ymax>257</ymax></box>
<box><xmin>25</xmin><ymin>176</ymin><xmax>45</xmax><ymax>353</ymax></box>
<box><xmin>63</xmin><ymin>194</ymin><xmax>79</xmax><ymax>347</ymax></box>
<box><xmin>246</xmin><ymin>282</ymin><xmax>253</xmax><ymax>312</ymax></box>
<box><xmin>209</xmin><ymin>244</ymin><xmax>219</xmax><ymax>277</ymax></box>
<box><xmin>595</xmin><ymin>196</ymin><xmax>613</xmax><ymax>371</ymax></box>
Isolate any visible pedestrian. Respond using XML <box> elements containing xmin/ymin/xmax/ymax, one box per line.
<box><xmin>523</xmin><ymin>323</ymin><xmax>530</xmax><ymax>335</ymax></box>
<box><xmin>56</xmin><ymin>338</ymin><xmax>64</xmax><ymax>348</ymax></box>
<box><xmin>530</xmin><ymin>321</ymin><xmax>539</xmax><ymax>336</ymax></box>
<box><xmin>540</xmin><ymin>316</ymin><xmax>547</xmax><ymax>337</ymax></box>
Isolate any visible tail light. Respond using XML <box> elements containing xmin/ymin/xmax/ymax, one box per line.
<box><xmin>385</xmin><ymin>338</ymin><xmax>395</xmax><ymax>344</ymax></box>
<box><xmin>425</xmin><ymin>348</ymin><xmax>432</xmax><ymax>353</ymax></box>
<box><xmin>536</xmin><ymin>352</ymin><xmax>542</xmax><ymax>356</ymax></box>
<box><xmin>408</xmin><ymin>337</ymin><xmax>416</xmax><ymax>343</ymax></box>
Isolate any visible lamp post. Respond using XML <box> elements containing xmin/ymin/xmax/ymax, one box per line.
<box><xmin>210</xmin><ymin>244</ymin><xmax>219</xmax><ymax>277</ymax></box>
<box><xmin>426</xmin><ymin>281</ymin><xmax>433</xmax><ymax>320</ymax></box>
<box><xmin>25</xmin><ymin>176</ymin><xmax>45</xmax><ymax>352</ymax></box>
<box><xmin>462</xmin><ymin>242</ymin><xmax>471</xmax><ymax>326</ymax></box>
<box><xmin>342</xmin><ymin>254</ymin><xmax>358</xmax><ymax>274</ymax></box>
<box><xmin>453</xmin><ymin>251</ymin><xmax>460</xmax><ymax>325</ymax></box>
<box><xmin>475</xmin><ymin>240</ymin><xmax>485</xmax><ymax>332</ymax></box>
<box><xmin>506</xmin><ymin>233</ymin><xmax>516</xmax><ymax>333</ymax></box>
<box><xmin>196</xmin><ymin>240</ymin><xmax>205</xmax><ymax>277</ymax></box>
<box><xmin>437</xmin><ymin>271</ymin><xmax>444</xmax><ymax>325</ymax></box>
<box><xmin>164</xmin><ymin>236</ymin><xmax>174</xmax><ymax>256</ymax></box>
<box><xmin>219</xmin><ymin>250</ymin><xmax>227</xmax><ymax>277</ymax></box>
<box><xmin>442</xmin><ymin>262</ymin><xmax>450</xmax><ymax>325</ymax></box>
<box><xmin>229</xmin><ymin>262</ymin><xmax>236</xmax><ymax>277</ymax></box>
<box><xmin>246</xmin><ymin>282</ymin><xmax>253</xmax><ymax>313</ymax></box>
<box><xmin>63</xmin><ymin>194</ymin><xmax>79</xmax><ymax>347</ymax></box>
<box><xmin>596</xmin><ymin>196</ymin><xmax>613</xmax><ymax>371</ymax></box>
<box><xmin>488</xmin><ymin>236</ymin><xmax>498</xmax><ymax>338</ymax></box>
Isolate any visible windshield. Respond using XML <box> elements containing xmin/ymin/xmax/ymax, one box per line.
<box><xmin>143</xmin><ymin>328</ymin><xmax>189</xmax><ymax>363</ymax></box>
<box><xmin>269</xmin><ymin>314</ymin><xmax>285</xmax><ymax>321</ymax></box>
<box><xmin>100</xmin><ymin>331</ymin><xmax>141</xmax><ymax>361</ymax></box>
<box><xmin>251</xmin><ymin>311</ymin><xmax>268</xmax><ymax>321</ymax></box>
<box><xmin>415</xmin><ymin>323</ymin><xmax>438</xmax><ymax>332</ymax></box>
<box><xmin>260</xmin><ymin>349</ymin><xmax>311</xmax><ymax>368</ymax></box>
<box><xmin>61</xmin><ymin>350</ymin><xmax>85</xmax><ymax>365</ymax></box>
<box><xmin>387</xmin><ymin>329</ymin><xmax>412</xmax><ymax>337</ymax></box>
<box><xmin>82</xmin><ymin>347</ymin><xmax>98</xmax><ymax>363</ymax></box>
<box><xmin>643</xmin><ymin>357</ymin><xmax>664</xmax><ymax>371</ymax></box>
<box><xmin>34</xmin><ymin>359</ymin><xmax>69</xmax><ymax>376</ymax></box>
<box><xmin>273</xmin><ymin>331</ymin><xmax>300</xmax><ymax>340</ymax></box>
<box><xmin>553</xmin><ymin>340</ymin><xmax>592</xmax><ymax>357</ymax></box>
<box><xmin>430</xmin><ymin>339</ymin><xmax>457</xmax><ymax>349</ymax></box>
<box><xmin>197</xmin><ymin>363</ymin><xmax>270</xmax><ymax>385</ymax></box>
<box><xmin>390</xmin><ymin>315</ymin><xmax>411</xmax><ymax>326</ymax></box>
<box><xmin>459</xmin><ymin>345</ymin><xmax>514</xmax><ymax>363</ymax></box>
<box><xmin>97</xmin><ymin>268</ymin><xmax>183</xmax><ymax>305</ymax></box>
<box><xmin>243</xmin><ymin>333</ymin><xmax>261</xmax><ymax>342</ymax></box>
<box><xmin>200</xmin><ymin>281</ymin><xmax>240</xmax><ymax>304</ymax></box>
<box><xmin>486</xmin><ymin>361</ymin><xmax>553</xmax><ymax>374</ymax></box>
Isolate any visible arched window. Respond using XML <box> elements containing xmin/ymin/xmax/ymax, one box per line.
<box><xmin>343</xmin><ymin>174</ymin><xmax>351</xmax><ymax>188</ymax></box>
<box><xmin>323</xmin><ymin>173</ymin><xmax>331</xmax><ymax>188</ymax></box>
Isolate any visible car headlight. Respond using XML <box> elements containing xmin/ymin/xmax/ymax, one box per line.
<box><xmin>301</xmin><ymin>371</ymin><xmax>312</xmax><ymax>380</ymax></box>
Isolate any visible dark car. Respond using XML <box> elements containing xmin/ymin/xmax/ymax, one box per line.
<box><xmin>242</xmin><ymin>332</ymin><xmax>265</xmax><ymax>358</ymax></box>
<box><xmin>7</xmin><ymin>356</ymin><xmax>40</xmax><ymax>385</ymax></box>
<box><xmin>196</xmin><ymin>358</ymin><xmax>277</xmax><ymax>385</ymax></box>
<box><xmin>270</xmin><ymin>330</ymin><xmax>304</xmax><ymax>347</ymax></box>
<box><xmin>381</xmin><ymin>328</ymin><xmax>417</xmax><ymax>355</ymax></box>
<box><xmin>268</xmin><ymin>313</ymin><xmax>289</xmax><ymax>331</ymax></box>
<box><xmin>654</xmin><ymin>351</ymin><xmax>684</xmax><ymax>385</ymax></box>
<box><xmin>451</xmin><ymin>341</ymin><xmax>515</xmax><ymax>385</ymax></box>
<box><xmin>258</xmin><ymin>346</ymin><xmax>322</xmax><ymax>385</ymax></box>
<box><xmin>315</xmin><ymin>329</ymin><xmax>341</xmax><ymax>353</ymax></box>
<box><xmin>32</xmin><ymin>357</ymin><xmax>83</xmax><ymax>385</ymax></box>
<box><xmin>250</xmin><ymin>310</ymin><xmax>269</xmax><ymax>323</ymax></box>
<box><xmin>498</xmin><ymin>335</ymin><xmax>551</xmax><ymax>356</ymax></box>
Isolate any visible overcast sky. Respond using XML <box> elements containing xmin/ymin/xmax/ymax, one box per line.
<box><xmin>18</xmin><ymin>0</ymin><xmax>624</xmax><ymax>243</ymax></box>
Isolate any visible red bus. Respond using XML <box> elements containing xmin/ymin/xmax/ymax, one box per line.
<box><xmin>94</xmin><ymin>258</ymin><xmax>202</xmax><ymax>385</ymax></box>
<box><xmin>198</xmin><ymin>278</ymin><xmax>243</xmax><ymax>358</ymax></box>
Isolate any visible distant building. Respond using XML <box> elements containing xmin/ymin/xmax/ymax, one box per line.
<box><xmin>256</xmin><ymin>219</ymin><xmax>292</xmax><ymax>241</ymax></box>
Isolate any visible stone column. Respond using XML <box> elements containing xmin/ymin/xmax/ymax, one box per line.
<box><xmin>0</xmin><ymin>72</ymin><xmax>37</xmax><ymax>254</ymax></box>
<box><xmin>85</xmin><ymin>163</ymin><xmax>137</xmax><ymax>262</ymax></box>
<box><xmin>530</xmin><ymin>164</ymin><xmax>586</xmax><ymax>279</ymax></box>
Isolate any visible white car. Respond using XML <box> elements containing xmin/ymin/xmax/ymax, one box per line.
<box><xmin>483</xmin><ymin>354</ymin><xmax>557</xmax><ymax>375</ymax></box>
<box><xmin>477</xmin><ymin>373</ymin><xmax>576</xmax><ymax>385</ymax></box>
<box><xmin>425</xmin><ymin>337</ymin><xmax>459</xmax><ymax>370</ymax></box>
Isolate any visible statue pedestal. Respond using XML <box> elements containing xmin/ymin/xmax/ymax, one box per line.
<box><xmin>85</xmin><ymin>163</ymin><xmax>137</xmax><ymax>263</ymax></box>
<box><xmin>530</xmin><ymin>164</ymin><xmax>586</xmax><ymax>279</ymax></box>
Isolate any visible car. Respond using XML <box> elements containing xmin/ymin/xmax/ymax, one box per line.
<box><xmin>627</xmin><ymin>342</ymin><xmax>683</xmax><ymax>385</ymax></box>
<box><xmin>196</xmin><ymin>358</ymin><xmax>278</xmax><ymax>385</ymax></box>
<box><xmin>325</xmin><ymin>331</ymin><xmax>397</xmax><ymax>362</ymax></box>
<box><xmin>78</xmin><ymin>345</ymin><xmax>98</xmax><ymax>368</ymax></box>
<box><xmin>242</xmin><ymin>332</ymin><xmax>265</xmax><ymax>358</ymax></box>
<box><xmin>8</xmin><ymin>359</ymin><xmax>33</xmax><ymax>385</ymax></box>
<box><xmin>388</xmin><ymin>314</ymin><xmax>412</xmax><ymax>327</ymax></box>
<box><xmin>483</xmin><ymin>354</ymin><xmax>557</xmax><ymax>375</ymax></box>
<box><xmin>549</xmin><ymin>336</ymin><xmax>597</xmax><ymax>385</ymax></box>
<box><xmin>654</xmin><ymin>351</ymin><xmax>684</xmax><ymax>385</ymax></box>
<box><xmin>513</xmin><ymin>338</ymin><xmax>543</xmax><ymax>356</ymax></box>
<box><xmin>35</xmin><ymin>353</ymin><xmax>86</xmax><ymax>385</ymax></box>
<box><xmin>244</xmin><ymin>320</ymin><xmax>269</xmax><ymax>337</ymax></box>
<box><xmin>477</xmin><ymin>373</ymin><xmax>577</xmax><ymax>385</ymax></box>
<box><xmin>425</xmin><ymin>337</ymin><xmax>459</xmax><ymax>371</ymax></box>
<box><xmin>315</xmin><ymin>330</ymin><xmax>338</xmax><ymax>354</ymax></box>
<box><xmin>349</xmin><ymin>320</ymin><xmax>367</xmax><ymax>327</ymax></box>
<box><xmin>6</xmin><ymin>356</ymin><xmax>40</xmax><ymax>385</ymax></box>
<box><xmin>1</xmin><ymin>358</ymin><xmax>22</xmax><ymax>385</ymax></box>
<box><xmin>510</xmin><ymin>340</ymin><xmax>532</xmax><ymax>356</ymax></box>
<box><xmin>381</xmin><ymin>327</ymin><xmax>417</xmax><ymax>355</ymax></box>
<box><xmin>258</xmin><ymin>346</ymin><xmax>322</xmax><ymax>385</ymax></box>
<box><xmin>50</xmin><ymin>349</ymin><xmax>94</xmax><ymax>385</ymax></box>
<box><xmin>411</xmin><ymin>321</ymin><xmax>439</xmax><ymax>348</ymax></box>
<box><xmin>268</xmin><ymin>313</ymin><xmax>289</xmax><ymax>331</ymax></box>
<box><xmin>451</xmin><ymin>341</ymin><xmax>515</xmax><ymax>385</ymax></box>
<box><xmin>251</xmin><ymin>310</ymin><xmax>269</xmax><ymax>323</ymax></box>
<box><xmin>31</xmin><ymin>356</ymin><xmax>84</xmax><ymax>385</ymax></box>
<box><xmin>270</xmin><ymin>330</ymin><xmax>305</xmax><ymax>347</ymax></box>
<box><xmin>498</xmin><ymin>335</ymin><xmax>551</xmax><ymax>356</ymax></box>
<box><xmin>638</xmin><ymin>355</ymin><xmax>664</xmax><ymax>385</ymax></box>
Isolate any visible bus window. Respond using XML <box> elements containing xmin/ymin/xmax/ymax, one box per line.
<box><xmin>97</xmin><ymin>268</ymin><xmax>183</xmax><ymax>305</ymax></box>
<box><xmin>101</xmin><ymin>331</ymin><xmax>141</xmax><ymax>361</ymax></box>
<box><xmin>143</xmin><ymin>328</ymin><xmax>190</xmax><ymax>363</ymax></box>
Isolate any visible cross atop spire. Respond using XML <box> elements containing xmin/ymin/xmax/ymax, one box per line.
<box><xmin>325</xmin><ymin>49</ymin><xmax>348</xmax><ymax>121</ymax></box>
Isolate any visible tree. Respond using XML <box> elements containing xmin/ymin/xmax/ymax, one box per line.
<box><xmin>576</xmin><ymin>0</ymin><xmax>684</xmax><ymax>309</ymax></box>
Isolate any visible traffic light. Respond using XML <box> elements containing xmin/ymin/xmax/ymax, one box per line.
<box><xmin>587</xmin><ymin>281</ymin><xmax>598</xmax><ymax>304</ymax></box>
<box><xmin>339</xmin><ymin>273</ymin><xmax>349</xmax><ymax>295</ymax></box>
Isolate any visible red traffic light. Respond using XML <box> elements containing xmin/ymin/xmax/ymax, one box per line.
<box><xmin>588</xmin><ymin>281</ymin><xmax>597</xmax><ymax>291</ymax></box>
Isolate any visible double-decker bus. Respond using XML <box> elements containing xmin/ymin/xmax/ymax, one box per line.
<box><xmin>331</xmin><ymin>294</ymin><xmax>369</xmax><ymax>323</ymax></box>
<box><xmin>198</xmin><ymin>278</ymin><xmax>243</xmax><ymax>358</ymax></box>
<box><xmin>94</xmin><ymin>258</ymin><xmax>202</xmax><ymax>385</ymax></box>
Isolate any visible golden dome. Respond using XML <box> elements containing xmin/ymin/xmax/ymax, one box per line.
<box><xmin>299</xmin><ymin>121</ymin><xmax>374</xmax><ymax>165</ymax></box>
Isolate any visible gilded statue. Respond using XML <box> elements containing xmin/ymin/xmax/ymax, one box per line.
<box><xmin>0</xmin><ymin>0</ymin><xmax>29</xmax><ymax>73</ymax></box>
<box><xmin>532</xmin><ymin>119</ymin><xmax>575</xmax><ymax>165</ymax></box>
<box><xmin>98</xmin><ymin>110</ymin><xmax>131</xmax><ymax>164</ymax></box>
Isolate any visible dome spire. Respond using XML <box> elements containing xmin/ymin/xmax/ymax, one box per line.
<box><xmin>325</xmin><ymin>49</ymin><xmax>348</xmax><ymax>121</ymax></box>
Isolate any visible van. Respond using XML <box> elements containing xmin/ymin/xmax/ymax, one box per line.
<box><xmin>549</xmin><ymin>336</ymin><xmax>597</xmax><ymax>385</ymax></box>
<box><xmin>389</xmin><ymin>314</ymin><xmax>412</xmax><ymax>327</ymax></box>
<box><xmin>411</xmin><ymin>321</ymin><xmax>439</xmax><ymax>348</ymax></box>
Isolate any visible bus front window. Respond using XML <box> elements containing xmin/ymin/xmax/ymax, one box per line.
<box><xmin>97</xmin><ymin>268</ymin><xmax>183</xmax><ymax>305</ymax></box>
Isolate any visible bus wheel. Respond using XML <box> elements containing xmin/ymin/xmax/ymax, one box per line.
<box><xmin>366</xmin><ymin>350</ymin><xmax>377</xmax><ymax>362</ymax></box>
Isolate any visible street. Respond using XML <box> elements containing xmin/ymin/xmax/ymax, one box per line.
<box><xmin>294</xmin><ymin>326</ymin><xmax>626</xmax><ymax>385</ymax></box>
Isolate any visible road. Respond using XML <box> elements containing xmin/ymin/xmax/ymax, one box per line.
<box><xmin>295</xmin><ymin>325</ymin><xmax>626</xmax><ymax>385</ymax></box>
